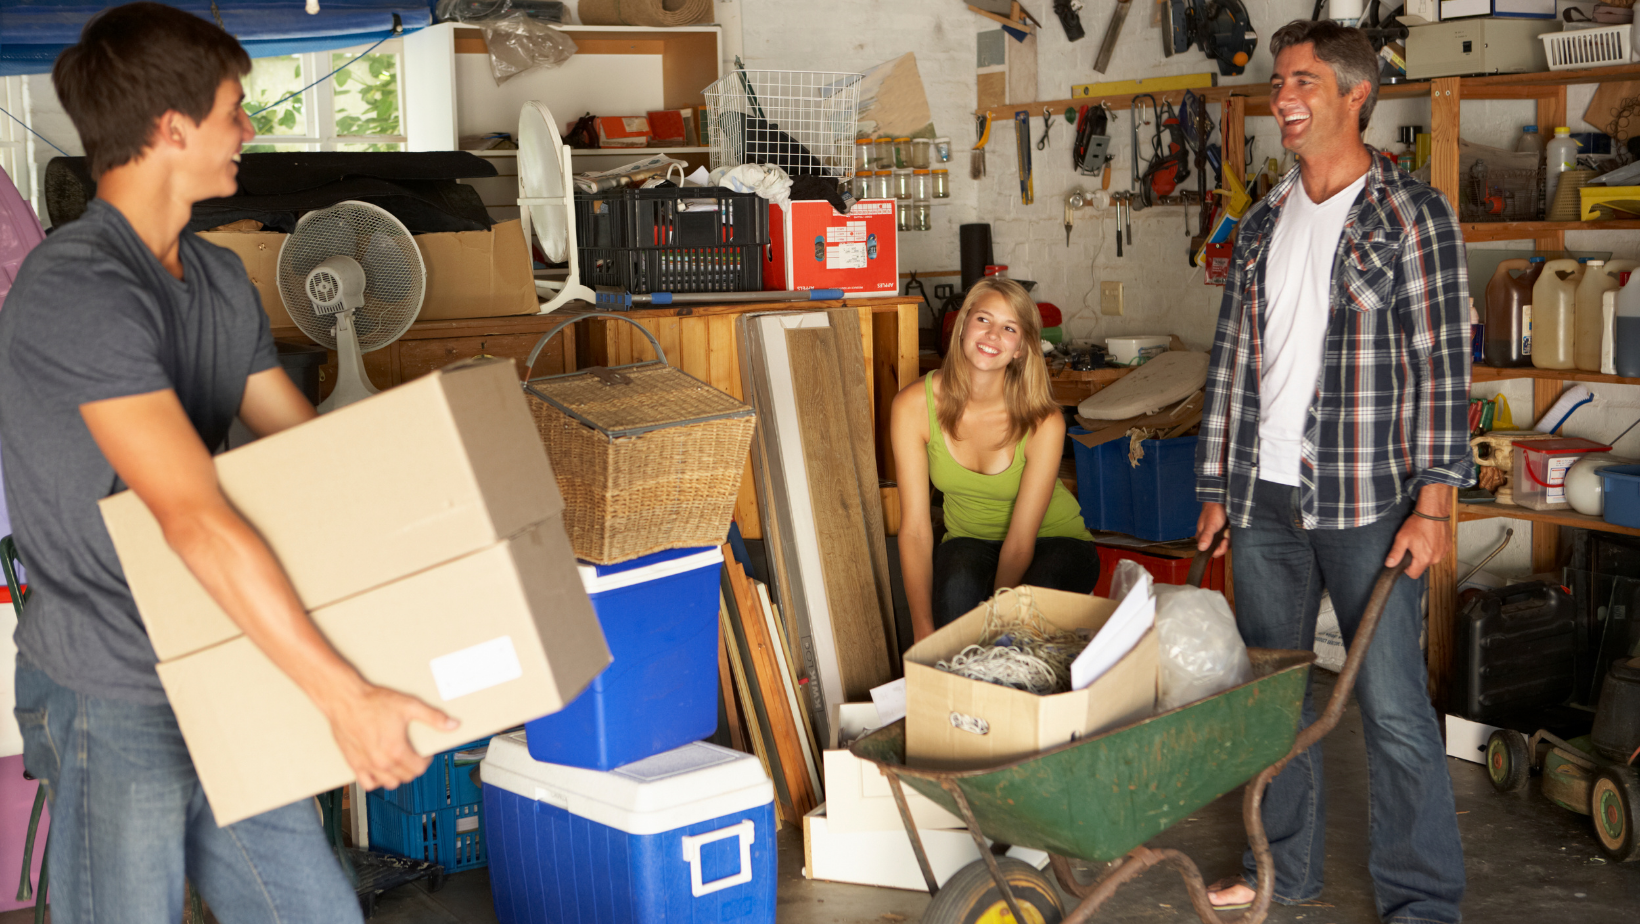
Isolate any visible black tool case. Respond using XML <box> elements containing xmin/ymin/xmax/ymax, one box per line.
<box><xmin>1453</xmin><ymin>581</ymin><xmax>1579</xmax><ymax>722</ymax></box>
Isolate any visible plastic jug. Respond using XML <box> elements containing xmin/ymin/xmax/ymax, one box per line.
<box><xmin>1532</xmin><ymin>258</ymin><xmax>1582</xmax><ymax>370</ymax></box>
<box><xmin>1515</xmin><ymin>124</ymin><xmax>1544</xmax><ymax>155</ymax></box>
<box><xmin>1544</xmin><ymin>127</ymin><xmax>1580</xmax><ymax>211</ymax></box>
<box><xmin>1575</xmin><ymin>260</ymin><xmax>1621</xmax><ymax>371</ymax></box>
<box><xmin>1484</xmin><ymin>258</ymin><xmax>1541</xmax><ymax>367</ymax></box>
<box><xmin>1618</xmin><ymin>271</ymin><xmax>1640</xmax><ymax>378</ymax></box>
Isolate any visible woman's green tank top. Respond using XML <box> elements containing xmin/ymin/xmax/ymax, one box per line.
<box><xmin>923</xmin><ymin>376</ymin><xmax>1092</xmax><ymax>543</ymax></box>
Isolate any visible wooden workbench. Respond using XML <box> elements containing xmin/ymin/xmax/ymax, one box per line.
<box><xmin>272</xmin><ymin>296</ymin><xmax>923</xmax><ymax>541</ymax></box>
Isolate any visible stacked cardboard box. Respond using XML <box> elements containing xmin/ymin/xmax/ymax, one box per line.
<box><xmin>100</xmin><ymin>358</ymin><xmax>609</xmax><ymax>825</ymax></box>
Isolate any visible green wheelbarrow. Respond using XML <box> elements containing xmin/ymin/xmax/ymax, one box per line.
<box><xmin>848</xmin><ymin>550</ymin><xmax>1411</xmax><ymax>924</ymax></box>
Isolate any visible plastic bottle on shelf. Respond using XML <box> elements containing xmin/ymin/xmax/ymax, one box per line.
<box><xmin>1515</xmin><ymin>124</ymin><xmax>1544</xmax><ymax>154</ymax></box>
<box><xmin>1532</xmin><ymin>257</ymin><xmax>1582</xmax><ymax>369</ymax></box>
<box><xmin>1484</xmin><ymin>257</ymin><xmax>1542</xmax><ymax>367</ymax></box>
<box><xmin>1544</xmin><ymin>127</ymin><xmax>1580</xmax><ymax>213</ymax></box>
<box><xmin>1618</xmin><ymin>271</ymin><xmax>1640</xmax><ymax>378</ymax></box>
<box><xmin>1575</xmin><ymin>259</ymin><xmax>1620</xmax><ymax>370</ymax></box>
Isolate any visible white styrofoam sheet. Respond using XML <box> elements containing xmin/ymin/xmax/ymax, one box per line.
<box><xmin>1445</xmin><ymin>713</ymin><xmax>1502</xmax><ymax>764</ymax></box>
<box><xmin>803</xmin><ymin>805</ymin><xmax>1049</xmax><ymax>891</ymax></box>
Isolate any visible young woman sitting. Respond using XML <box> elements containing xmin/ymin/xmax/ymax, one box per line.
<box><xmin>891</xmin><ymin>277</ymin><xmax>1099</xmax><ymax>641</ymax></box>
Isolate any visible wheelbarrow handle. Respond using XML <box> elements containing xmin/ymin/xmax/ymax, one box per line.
<box><xmin>1185</xmin><ymin>526</ymin><xmax>1228</xmax><ymax>588</ymax></box>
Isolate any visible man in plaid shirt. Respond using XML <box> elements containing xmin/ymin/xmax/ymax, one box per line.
<box><xmin>1194</xmin><ymin>21</ymin><xmax>1472</xmax><ymax>924</ymax></box>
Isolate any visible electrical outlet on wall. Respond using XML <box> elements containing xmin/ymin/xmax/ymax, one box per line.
<box><xmin>1100</xmin><ymin>281</ymin><xmax>1124</xmax><ymax>316</ymax></box>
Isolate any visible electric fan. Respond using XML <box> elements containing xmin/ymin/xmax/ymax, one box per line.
<box><xmin>517</xmin><ymin>100</ymin><xmax>595</xmax><ymax>313</ymax></box>
<box><xmin>277</xmin><ymin>201</ymin><xmax>426</xmax><ymax>412</ymax></box>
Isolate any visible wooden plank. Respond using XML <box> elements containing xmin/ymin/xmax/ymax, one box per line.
<box><xmin>720</xmin><ymin>593</ymin><xmax>785</xmax><ymax>827</ymax></box>
<box><xmin>716</xmin><ymin>315</ymin><xmax>761</xmax><ymax>540</ymax></box>
<box><xmin>788</xmin><ymin>327</ymin><xmax>895</xmax><ymax>699</ymax></box>
<box><xmin>1221</xmin><ymin>97</ymin><xmax>1246</xmax><ymax>188</ymax></box>
<box><xmin>1456</xmin><ymin>502</ymin><xmax>1640</xmax><ymax>538</ymax></box>
<box><xmin>1460</xmin><ymin>220</ymin><xmax>1640</xmax><ymax>243</ymax></box>
<box><xmin>1531</xmin><ymin>377</ymin><xmax>1564</xmax><ymax>573</ymax></box>
<box><xmin>724</xmin><ymin>557</ymin><xmax>816</xmax><ymax>821</ymax></box>
<box><xmin>896</xmin><ymin>300</ymin><xmax>920</xmax><ymax>398</ymax></box>
<box><xmin>872</xmin><ymin>311</ymin><xmax>902</xmax><ymax>485</ymax></box>
<box><xmin>1425</xmin><ymin>486</ymin><xmax>1460</xmax><ymax>708</ymax></box>
<box><xmin>679</xmin><ymin>316</ymin><xmax>710</xmax><ymax>381</ymax></box>
<box><xmin>754</xmin><ymin>580</ymin><xmax>822</xmax><ymax>801</ymax></box>
<box><xmin>718</xmin><ymin>622</ymin><xmax>748</xmax><ymax>754</ymax></box>
<box><xmin>858</xmin><ymin>306</ymin><xmax>876</xmax><ymax>430</ymax></box>
<box><xmin>652</xmin><ymin>317</ymin><xmax>682</xmax><ymax>369</ymax></box>
<box><xmin>613</xmin><ymin>297</ymin><xmax>922</xmax><ymax>320</ymax></box>
<box><xmin>1430</xmin><ymin>78</ymin><xmax>1462</xmax><ymax>204</ymax></box>
<box><xmin>825</xmin><ymin>309</ymin><xmax>901</xmax><ymax>670</ymax></box>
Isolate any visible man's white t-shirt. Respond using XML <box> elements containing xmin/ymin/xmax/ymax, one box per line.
<box><xmin>1257</xmin><ymin>171</ymin><xmax>1368</xmax><ymax>487</ymax></box>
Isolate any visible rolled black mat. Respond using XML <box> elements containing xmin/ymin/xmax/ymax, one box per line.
<box><xmin>959</xmin><ymin>223</ymin><xmax>992</xmax><ymax>294</ymax></box>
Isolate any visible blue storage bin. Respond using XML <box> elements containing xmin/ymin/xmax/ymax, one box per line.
<box><xmin>525</xmin><ymin>546</ymin><xmax>723</xmax><ymax>770</ymax></box>
<box><xmin>1599</xmin><ymin>464</ymin><xmax>1640</xmax><ymax>528</ymax></box>
<box><xmin>483</xmin><ymin>732</ymin><xmax>775</xmax><ymax>924</ymax></box>
<box><xmin>367</xmin><ymin>799</ymin><xmax>487</xmax><ymax>872</ymax></box>
<box><xmin>376</xmin><ymin>737</ymin><xmax>491</xmax><ymax>813</ymax></box>
<box><xmin>1070</xmin><ymin>429</ymin><xmax>1201</xmax><ymax>542</ymax></box>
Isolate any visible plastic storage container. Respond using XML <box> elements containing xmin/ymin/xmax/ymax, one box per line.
<box><xmin>1091</xmin><ymin>545</ymin><xmax>1225</xmax><ymax>597</ymax></box>
<box><xmin>1452</xmin><ymin>581</ymin><xmax>1577</xmax><ymax>722</ymax></box>
<box><xmin>1070</xmin><ymin>430</ymin><xmax>1201</xmax><ymax>542</ymax></box>
<box><xmin>1600</xmin><ymin>464</ymin><xmax>1640</xmax><ymax>528</ymax></box>
<box><xmin>369</xmin><ymin>738</ymin><xmax>495</xmax><ymax>872</ymax></box>
<box><xmin>1484</xmin><ymin>257</ymin><xmax>1541</xmax><ymax>367</ymax></box>
<box><xmin>1545</xmin><ymin>128</ymin><xmax>1580</xmax><ymax>209</ymax></box>
<box><xmin>483</xmin><ymin>734</ymin><xmax>776</xmax><ymax>924</ymax></box>
<box><xmin>525</xmin><ymin>547</ymin><xmax>724</xmax><ymax>771</ymax></box>
<box><xmin>1576</xmin><ymin>259</ymin><xmax>1621</xmax><ymax>371</ymax></box>
<box><xmin>1531</xmin><ymin>257</ymin><xmax>1582</xmax><ymax>370</ymax></box>
<box><xmin>1512</xmin><ymin>437</ymin><xmax>1614</xmax><ymax>510</ymax></box>
<box><xmin>574</xmin><ymin>186</ymin><xmax>770</xmax><ymax>294</ymax></box>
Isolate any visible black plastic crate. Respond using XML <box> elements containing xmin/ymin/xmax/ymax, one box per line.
<box><xmin>574</xmin><ymin>186</ymin><xmax>769</xmax><ymax>250</ymax></box>
<box><xmin>579</xmin><ymin>245</ymin><xmax>763</xmax><ymax>294</ymax></box>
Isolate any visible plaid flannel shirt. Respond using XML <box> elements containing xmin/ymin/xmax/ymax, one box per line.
<box><xmin>1195</xmin><ymin>150</ymin><xmax>1475</xmax><ymax>529</ymax></box>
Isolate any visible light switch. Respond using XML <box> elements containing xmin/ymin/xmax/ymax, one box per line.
<box><xmin>1100</xmin><ymin>281</ymin><xmax>1124</xmax><ymax>316</ymax></box>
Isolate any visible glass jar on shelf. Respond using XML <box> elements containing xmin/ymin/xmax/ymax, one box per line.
<box><xmin>911</xmin><ymin>138</ymin><xmax>932</xmax><ymax>169</ymax></box>
<box><xmin>933</xmin><ymin>136</ymin><xmax>952</xmax><ymax>163</ymax></box>
<box><xmin>854</xmin><ymin>171</ymin><xmax>874</xmax><ymax>200</ymax></box>
<box><xmin>854</xmin><ymin>138</ymin><xmax>873</xmax><ymax>173</ymax></box>
<box><xmin>874</xmin><ymin>137</ymin><xmax>894</xmax><ymax>169</ymax></box>
<box><xmin>897</xmin><ymin>200</ymin><xmax>913</xmax><ymax>232</ymax></box>
<box><xmin>892</xmin><ymin>167</ymin><xmax>913</xmax><ymax>200</ymax></box>
<box><xmin>932</xmin><ymin>168</ymin><xmax>950</xmax><ymax>198</ymax></box>
<box><xmin>893</xmin><ymin>137</ymin><xmax>912</xmax><ymax>168</ymax></box>
<box><xmin>912</xmin><ymin>199</ymin><xmax>932</xmax><ymax>232</ymax></box>
<box><xmin>911</xmin><ymin>168</ymin><xmax>931</xmax><ymax>200</ymax></box>
<box><xmin>873</xmin><ymin>169</ymin><xmax>893</xmax><ymax>199</ymax></box>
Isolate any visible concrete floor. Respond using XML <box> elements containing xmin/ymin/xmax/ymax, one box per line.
<box><xmin>5</xmin><ymin>674</ymin><xmax>1637</xmax><ymax>923</ymax></box>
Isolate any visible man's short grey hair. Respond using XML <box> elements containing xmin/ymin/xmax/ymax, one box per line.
<box><xmin>1270</xmin><ymin>20</ymin><xmax>1380</xmax><ymax>133</ymax></box>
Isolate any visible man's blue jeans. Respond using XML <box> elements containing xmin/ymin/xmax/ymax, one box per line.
<box><xmin>14</xmin><ymin>656</ymin><xmax>363</xmax><ymax>924</ymax></box>
<box><xmin>1229</xmin><ymin>480</ymin><xmax>1465</xmax><ymax>924</ymax></box>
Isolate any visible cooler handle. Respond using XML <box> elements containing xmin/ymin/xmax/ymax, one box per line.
<box><xmin>681</xmin><ymin>819</ymin><xmax>756</xmax><ymax>898</ymax></box>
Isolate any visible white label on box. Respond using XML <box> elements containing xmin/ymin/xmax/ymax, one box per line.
<box><xmin>430</xmin><ymin>636</ymin><xmax>522</xmax><ymax>701</ymax></box>
<box><xmin>1545</xmin><ymin>455</ymin><xmax>1579</xmax><ymax>501</ymax></box>
<box><xmin>456</xmin><ymin>814</ymin><xmax>480</xmax><ymax>833</ymax></box>
<box><xmin>826</xmin><ymin>243</ymin><xmax>867</xmax><ymax>270</ymax></box>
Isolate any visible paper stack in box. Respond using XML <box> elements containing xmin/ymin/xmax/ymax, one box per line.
<box><xmin>100</xmin><ymin>358</ymin><xmax>610</xmax><ymax>826</ymax></box>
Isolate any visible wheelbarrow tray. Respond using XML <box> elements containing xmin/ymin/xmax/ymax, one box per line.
<box><xmin>849</xmin><ymin>648</ymin><xmax>1314</xmax><ymax>863</ymax></box>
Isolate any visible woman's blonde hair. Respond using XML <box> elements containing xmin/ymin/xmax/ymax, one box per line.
<box><xmin>937</xmin><ymin>277</ymin><xmax>1058</xmax><ymax>445</ymax></box>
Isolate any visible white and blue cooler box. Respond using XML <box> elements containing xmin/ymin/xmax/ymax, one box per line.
<box><xmin>482</xmin><ymin>732</ymin><xmax>776</xmax><ymax>924</ymax></box>
<box><xmin>525</xmin><ymin>546</ymin><xmax>724</xmax><ymax>770</ymax></box>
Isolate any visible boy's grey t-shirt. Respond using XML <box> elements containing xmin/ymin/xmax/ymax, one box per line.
<box><xmin>0</xmin><ymin>199</ymin><xmax>277</xmax><ymax>704</ymax></box>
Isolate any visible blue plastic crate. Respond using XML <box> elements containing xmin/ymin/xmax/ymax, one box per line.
<box><xmin>1070</xmin><ymin>430</ymin><xmax>1201</xmax><ymax>542</ymax></box>
<box><xmin>526</xmin><ymin>547</ymin><xmax>723</xmax><ymax>770</ymax></box>
<box><xmin>367</xmin><ymin>798</ymin><xmax>487</xmax><ymax>872</ymax></box>
<box><xmin>1599</xmin><ymin>464</ymin><xmax>1640</xmax><ymax>528</ymax></box>
<box><xmin>375</xmin><ymin>737</ymin><xmax>492</xmax><ymax>813</ymax></box>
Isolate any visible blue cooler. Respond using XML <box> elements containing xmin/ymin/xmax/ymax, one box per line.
<box><xmin>525</xmin><ymin>546</ymin><xmax>723</xmax><ymax>770</ymax></box>
<box><xmin>482</xmin><ymin>732</ymin><xmax>776</xmax><ymax>924</ymax></box>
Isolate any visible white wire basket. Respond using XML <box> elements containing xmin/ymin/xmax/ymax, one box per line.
<box><xmin>1541</xmin><ymin>25</ymin><xmax>1633</xmax><ymax>71</ymax></box>
<box><xmin>704</xmin><ymin>69</ymin><xmax>863</xmax><ymax>177</ymax></box>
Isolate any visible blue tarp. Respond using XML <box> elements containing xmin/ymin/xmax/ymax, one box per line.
<box><xmin>0</xmin><ymin>2</ymin><xmax>436</xmax><ymax>76</ymax></box>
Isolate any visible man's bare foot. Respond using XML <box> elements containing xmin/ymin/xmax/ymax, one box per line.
<box><xmin>1207</xmin><ymin>879</ymin><xmax>1256</xmax><ymax>909</ymax></box>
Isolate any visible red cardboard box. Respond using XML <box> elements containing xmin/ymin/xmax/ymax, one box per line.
<box><xmin>645</xmin><ymin>109</ymin><xmax>693</xmax><ymax>146</ymax></box>
<box><xmin>763</xmin><ymin>199</ymin><xmax>898</xmax><ymax>296</ymax></box>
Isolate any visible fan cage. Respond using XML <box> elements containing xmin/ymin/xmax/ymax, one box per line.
<box><xmin>704</xmin><ymin>69</ymin><xmax>863</xmax><ymax>178</ymax></box>
<box><xmin>277</xmin><ymin>201</ymin><xmax>425</xmax><ymax>352</ymax></box>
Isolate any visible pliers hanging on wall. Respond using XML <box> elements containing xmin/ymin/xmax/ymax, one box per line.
<box><xmin>1037</xmin><ymin>107</ymin><xmax>1054</xmax><ymax>151</ymax></box>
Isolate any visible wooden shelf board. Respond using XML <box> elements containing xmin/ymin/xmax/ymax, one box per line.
<box><xmin>1462</xmin><ymin>219</ymin><xmax>1640</xmax><ymax>241</ymax></box>
<box><xmin>1457</xmin><ymin>502</ymin><xmax>1640</xmax><ymax>538</ymax></box>
<box><xmin>1472</xmin><ymin>365</ymin><xmax>1640</xmax><ymax>386</ymax></box>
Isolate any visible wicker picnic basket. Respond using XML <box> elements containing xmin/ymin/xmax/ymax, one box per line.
<box><xmin>524</xmin><ymin>313</ymin><xmax>756</xmax><ymax>564</ymax></box>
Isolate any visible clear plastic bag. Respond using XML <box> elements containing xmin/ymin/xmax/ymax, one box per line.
<box><xmin>1154</xmin><ymin>585</ymin><xmax>1253</xmax><ymax>711</ymax></box>
<box><xmin>475</xmin><ymin>14</ymin><xmax>577</xmax><ymax>84</ymax></box>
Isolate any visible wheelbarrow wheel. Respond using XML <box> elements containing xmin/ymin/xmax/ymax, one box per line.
<box><xmin>1591</xmin><ymin>767</ymin><xmax>1640</xmax><ymax>862</ymax></box>
<box><xmin>1486</xmin><ymin>729</ymin><xmax>1530</xmax><ymax>793</ymax></box>
<box><xmin>925</xmin><ymin>858</ymin><xmax>1064</xmax><ymax>924</ymax></box>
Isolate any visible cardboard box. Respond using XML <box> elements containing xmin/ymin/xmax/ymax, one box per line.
<box><xmin>803</xmin><ymin>805</ymin><xmax>1049</xmax><ymax>891</ymax></box>
<box><xmin>159</xmin><ymin>520</ymin><xmax>607</xmax><ymax>826</ymax></box>
<box><xmin>101</xmin><ymin>359</ymin><xmax>563</xmax><ymax>661</ymax></box>
<box><xmin>904</xmin><ymin>587</ymin><xmax>1158</xmax><ymax>769</ymax></box>
<box><xmin>199</xmin><ymin>219</ymin><xmax>539</xmax><ymax>329</ymax></box>
<box><xmin>825</xmin><ymin>704</ymin><xmax>963</xmax><ymax>833</ymax></box>
<box><xmin>645</xmin><ymin>109</ymin><xmax>694</xmax><ymax>146</ymax></box>
<box><xmin>595</xmin><ymin>116</ymin><xmax>651</xmax><ymax>147</ymax></box>
<box><xmin>762</xmin><ymin>199</ymin><xmax>900</xmax><ymax>297</ymax></box>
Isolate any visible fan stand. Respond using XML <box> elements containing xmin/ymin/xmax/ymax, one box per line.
<box><xmin>318</xmin><ymin>310</ymin><xmax>380</xmax><ymax>413</ymax></box>
<box><xmin>520</xmin><ymin>136</ymin><xmax>596</xmax><ymax>314</ymax></box>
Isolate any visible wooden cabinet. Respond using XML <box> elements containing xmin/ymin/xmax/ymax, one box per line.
<box><xmin>273</xmin><ymin>297</ymin><xmax>922</xmax><ymax>541</ymax></box>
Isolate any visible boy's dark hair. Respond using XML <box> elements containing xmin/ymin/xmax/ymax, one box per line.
<box><xmin>53</xmin><ymin>2</ymin><xmax>251</xmax><ymax>179</ymax></box>
<box><xmin>1270</xmin><ymin>20</ymin><xmax>1380</xmax><ymax>133</ymax></box>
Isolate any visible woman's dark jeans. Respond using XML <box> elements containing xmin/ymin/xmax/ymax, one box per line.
<box><xmin>931</xmin><ymin>536</ymin><xmax>1101</xmax><ymax>628</ymax></box>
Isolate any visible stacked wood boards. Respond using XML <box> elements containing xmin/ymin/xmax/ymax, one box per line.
<box><xmin>738</xmin><ymin>309</ymin><xmax>899</xmax><ymax>749</ymax></box>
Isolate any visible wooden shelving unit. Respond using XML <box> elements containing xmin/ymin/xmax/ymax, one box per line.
<box><xmin>1457</xmin><ymin>502</ymin><xmax>1640</xmax><ymax>539</ymax></box>
<box><xmin>1472</xmin><ymin>365</ymin><xmax>1640</xmax><ymax>386</ymax></box>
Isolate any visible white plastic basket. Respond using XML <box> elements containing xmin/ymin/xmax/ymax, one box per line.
<box><xmin>1541</xmin><ymin>25</ymin><xmax>1632</xmax><ymax>71</ymax></box>
<box><xmin>703</xmin><ymin>69</ymin><xmax>863</xmax><ymax>177</ymax></box>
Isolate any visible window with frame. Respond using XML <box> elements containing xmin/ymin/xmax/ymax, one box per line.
<box><xmin>0</xmin><ymin>76</ymin><xmax>40</xmax><ymax>217</ymax></box>
<box><xmin>242</xmin><ymin>40</ymin><xmax>406</xmax><ymax>152</ymax></box>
